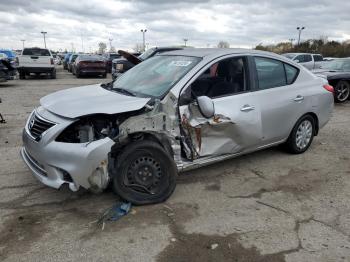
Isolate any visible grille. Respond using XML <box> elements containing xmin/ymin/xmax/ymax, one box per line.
<box><xmin>28</xmin><ymin>112</ymin><xmax>55</xmax><ymax>141</ymax></box>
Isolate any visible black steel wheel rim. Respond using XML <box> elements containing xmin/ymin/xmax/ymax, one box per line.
<box><xmin>124</xmin><ymin>155</ymin><xmax>165</xmax><ymax>195</ymax></box>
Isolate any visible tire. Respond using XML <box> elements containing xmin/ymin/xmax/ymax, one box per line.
<box><xmin>50</xmin><ymin>69</ymin><xmax>56</xmax><ymax>79</ymax></box>
<box><xmin>285</xmin><ymin>115</ymin><xmax>315</xmax><ymax>154</ymax></box>
<box><xmin>76</xmin><ymin>70</ymin><xmax>80</xmax><ymax>78</ymax></box>
<box><xmin>112</xmin><ymin>140</ymin><xmax>177</xmax><ymax>205</ymax></box>
<box><xmin>334</xmin><ymin>80</ymin><xmax>350</xmax><ymax>103</ymax></box>
<box><xmin>19</xmin><ymin>70</ymin><xmax>25</xmax><ymax>80</ymax></box>
<box><xmin>102</xmin><ymin>73</ymin><xmax>107</xmax><ymax>78</ymax></box>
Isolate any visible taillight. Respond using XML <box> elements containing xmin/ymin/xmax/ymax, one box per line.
<box><xmin>50</xmin><ymin>58</ymin><xmax>54</xmax><ymax>65</ymax></box>
<box><xmin>323</xmin><ymin>84</ymin><xmax>334</xmax><ymax>93</ymax></box>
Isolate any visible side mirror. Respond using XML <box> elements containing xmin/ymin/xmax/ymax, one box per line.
<box><xmin>294</xmin><ymin>59</ymin><xmax>300</xmax><ymax>63</ymax></box>
<box><xmin>197</xmin><ymin>96</ymin><xmax>215</xmax><ymax>118</ymax></box>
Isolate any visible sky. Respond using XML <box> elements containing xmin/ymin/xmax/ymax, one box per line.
<box><xmin>1</xmin><ymin>0</ymin><xmax>350</xmax><ymax>52</ymax></box>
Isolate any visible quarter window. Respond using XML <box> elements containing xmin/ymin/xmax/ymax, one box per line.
<box><xmin>284</xmin><ymin>64</ymin><xmax>298</xmax><ymax>84</ymax></box>
<box><xmin>254</xmin><ymin>57</ymin><xmax>299</xmax><ymax>89</ymax></box>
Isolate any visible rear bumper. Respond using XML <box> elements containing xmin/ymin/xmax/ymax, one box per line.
<box><xmin>79</xmin><ymin>69</ymin><xmax>106</xmax><ymax>74</ymax></box>
<box><xmin>19</xmin><ymin>67</ymin><xmax>54</xmax><ymax>73</ymax></box>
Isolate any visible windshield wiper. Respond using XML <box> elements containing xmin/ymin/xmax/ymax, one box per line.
<box><xmin>100</xmin><ymin>81</ymin><xmax>114</xmax><ymax>90</ymax></box>
<box><xmin>113</xmin><ymin>87</ymin><xmax>136</xmax><ymax>97</ymax></box>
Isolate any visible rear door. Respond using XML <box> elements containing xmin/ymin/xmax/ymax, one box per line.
<box><xmin>251</xmin><ymin>56</ymin><xmax>304</xmax><ymax>143</ymax></box>
<box><xmin>179</xmin><ymin>56</ymin><xmax>262</xmax><ymax>159</ymax></box>
<box><xmin>20</xmin><ymin>48</ymin><xmax>52</xmax><ymax>68</ymax></box>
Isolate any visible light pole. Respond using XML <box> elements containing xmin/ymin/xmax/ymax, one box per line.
<box><xmin>141</xmin><ymin>29</ymin><xmax>147</xmax><ymax>51</ymax></box>
<box><xmin>41</xmin><ymin>31</ymin><xmax>47</xmax><ymax>48</ymax></box>
<box><xmin>183</xmin><ymin>38</ymin><xmax>188</xmax><ymax>47</ymax></box>
<box><xmin>20</xmin><ymin>39</ymin><xmax>25</xmax><ymax>49</ymax></box>
<box><xmin>296</xmin><ymin>27</ymin><xmax>305</xmax><ymax>45</ymax></box>
<box><xmin>108</xmin><ymin>38</ymin><xmax>113</xmax><ymax>51</ymax></box>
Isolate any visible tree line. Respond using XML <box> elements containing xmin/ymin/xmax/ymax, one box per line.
<box><xmin>255</xmin><ymin>38</ymin><xmax>350</xmax><ymax>58</ymax></box>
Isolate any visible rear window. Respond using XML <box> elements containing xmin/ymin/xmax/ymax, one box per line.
<box><xmin>23</xmin><ymin>48</ymin><xmax>51</xmax><ymax>56</ymax></box>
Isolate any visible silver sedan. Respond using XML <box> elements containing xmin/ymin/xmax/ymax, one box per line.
<box><xmin>21</xmin><ymin>48</ymin><xmax>334</xmax><ymax>205</ymax></box>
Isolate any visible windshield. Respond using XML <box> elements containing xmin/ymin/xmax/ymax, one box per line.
<box><xmin>322</xmin><ymin>59</ymin><xmax>350</xmax><ymax>71</ymax></box>
<box><xmin>23</xmin><ymin>48</ymin><xmax>50</xmax><ymax>56</ymax></box>
<box><xmin>138</xmin><ymin>48</ymin><xmax>156</xmax><ymax>60</ymax></box>
<box><xmin>112</xmin><ymin>55</ymin><xmax>201</xmax><ymax>97</ymax></box>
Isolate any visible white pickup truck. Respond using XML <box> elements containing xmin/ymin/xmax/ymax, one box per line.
<box><xmin>281</xmin><ymin>53</ymin><xmax>324</xmax><ymax>70</ymax></box>
<box><xmin>17</xmin><ymin>48</ymin><xmax>56</xmax><ymax>79</ymax></box>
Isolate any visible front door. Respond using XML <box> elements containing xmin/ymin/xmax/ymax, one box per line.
<box><xmin>178</xmin><ymin>56</ymin><xmax>262</xmax><ymax>159</ymax></box>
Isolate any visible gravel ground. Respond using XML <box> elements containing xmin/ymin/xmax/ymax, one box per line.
<box><xmin>0</xmin><ymin>67</ymin><xmax>349</xmax><ymax>262</ymax></box>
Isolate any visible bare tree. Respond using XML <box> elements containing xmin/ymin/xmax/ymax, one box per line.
<box><xmin>98</xmin><ymin>42</ymin><xmax>107</xmax><ymax>54</ymax></box>
<box><xmin>217</xmin><ymin>41</ymin><xmax>230</xmax><ymax>48</ymax></box>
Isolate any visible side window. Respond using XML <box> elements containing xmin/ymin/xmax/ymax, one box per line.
<box><xmin>254</xmin><ymin>57</ymin><xmax>286</xmax><ymax>89</ymax></box>
<box><xmin>295</xmin><ymin>55</ymin><xmax>305</xmax><ymax>63</ymax></box>
<box><xmin>190</xmin><ymin>57</ymin><xmax>248</xmax><ymax>99</ymax></box>
<box><xmin>304</xmin><ymin>55</ymin><xmax>312</xmax><ymax>62</ymax></box>
<box><xmin>284</xmin><ymin>64</ymin><xmax>299</xmax><ymax>84</ymax></box>
<box><xmin>313</xmin><ymin>55</ymin><xmax>323</xmax><ymax>62</ymax></box>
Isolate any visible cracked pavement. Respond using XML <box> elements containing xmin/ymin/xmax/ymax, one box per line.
<box><xmin>0</xmin><ymin>68</ymin><xmax>349</xmax><ymax>261</ymax></box>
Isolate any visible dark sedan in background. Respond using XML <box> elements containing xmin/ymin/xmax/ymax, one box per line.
<box><xmin>111</xmin><ymin>47</ymin><xmax>183</xmax><ymax>80</ymax></box>
<box><xmin>313</xmin><ymin>58</ymin><xmax>350</xmax><ymax>103</ymax></box>
<box><xmin>72</xmin><ymin>55</ymin><xmax>107</xmax><ymax>78</ymax></box>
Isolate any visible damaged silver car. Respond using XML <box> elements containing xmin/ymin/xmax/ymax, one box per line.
<box><xmin>21</xmin><ymin>48</ymin><xmax>334</xmax><ymax>205</ymax></box>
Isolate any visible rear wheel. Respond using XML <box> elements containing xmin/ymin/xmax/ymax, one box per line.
<box><xmin>112</xmin><ymin>140</ymin><xmax>177</xmax><ymax>205</ymax></box>
<box><xmin>334</xmin><ymin>80</ymin><xmax>350</xmax><ymax>103</ymax></box>
<box><xmin>19</xmin><ymin>70</ymin><xmax>25</xmax><ymax>80</ymax></box>
<box><xmin>285</xmin><ymin>115</ymin><xmax>315</xmax><ymax>154</ymax></box>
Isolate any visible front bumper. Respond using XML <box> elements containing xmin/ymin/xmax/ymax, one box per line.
<box><xmin>21</xmin><ymin>108</ymin><xmax>115</xmax><ymax>192</ymax></box>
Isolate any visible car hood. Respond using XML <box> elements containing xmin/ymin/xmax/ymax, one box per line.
<box><xmin>40</xmin><ymin>84</ymin><xmax>151</xmax><ymax>119</ymax></box>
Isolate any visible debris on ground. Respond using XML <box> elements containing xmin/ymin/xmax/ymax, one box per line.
<box><xmin>95</xmin><ymin>202</ymin><xmax>131</xmax><ymax>230</ymax></box>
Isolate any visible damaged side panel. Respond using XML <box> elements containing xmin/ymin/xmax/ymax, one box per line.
<box><xmin>179</xmin><ymin>94</ymin><xmax>263</xmax><ymax>159</ymax></box>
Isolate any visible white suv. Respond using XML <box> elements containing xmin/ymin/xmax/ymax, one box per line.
<box><xmin>18</xmin><ymin>48</ymin><xmax>56</xmax><ymax>79</ymax></box>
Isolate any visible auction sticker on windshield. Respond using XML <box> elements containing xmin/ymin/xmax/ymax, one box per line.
<box><xmin>169</xmin><ymin>61</ymin><xmax>193</xmax><ymax>67</ymax></box>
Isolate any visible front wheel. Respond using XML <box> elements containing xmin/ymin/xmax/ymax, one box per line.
<box><xmin>285</xmin><ymin>115</ymin><xmax>315</xmax><ymax>154</ymax></box>
<box><xmin>112</xmin><ymin>140</ymin><xmax>177</xmax><ymax>205</ymax></box>
<box><xmin>334</xmin><ymin>80</ymin><xmax>350</xmax><ymax>103</ymax></box>
<box><xmin>50</xmin><ymin>69</ymin><xmax>56</xmax><ymax>79</ymax></box>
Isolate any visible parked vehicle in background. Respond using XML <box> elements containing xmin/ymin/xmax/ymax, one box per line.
<box><xmin>111</xmin><ymin>47</ymin><xmax>183</xmax><ymax>80</ymax></box>
<box><xmin>63</xmin><ymin>53</ymin><xmax>72</xmax><ymax>70</ymax></box>
<box><xmin>0</xmin><ymin>49</ymin><xmax>17</xmax><ymax>68</ymax></box>
<box><xmin>313</xmin><ymin>58</ymin><xmax>350</xmax><ymax>102</ymax></box>
<box><xmin>53</xmin><ymin>54</ymin><xmax>62</xmax><ymax>65</ymax></box>
<box><xmin>72</xmin><ymin>54</ymin><xmax>107</xmax><ymax>78</ymax></box>
<box><xmin>103</xmin><ymin>53</ymin><xmax>121</xmax><ymax>73</ymax></box>
<box><xmin>67</xmin><ymin>54</ymin><xmax>78</xmax><ymax>72</ymax></box>
<box><xmin>0</xmin><ymin>59</ymin><xmax>16</xmax><ymax>82</ymax></box>
<box><xmin>17</xmin><ymin>47</ymin><xmax>56</xmax><ymax>79</ymax></box>
<box><xmin>282</xmin><ymin>53</ymin><xmax>323</xmax><ymax>70</ymax></box>
<box><xmin>21</xmin><ymin>48</ymin><xmax>333</xmax><ymax>205</ymax></box>
<box><xmin>0</xmin><ymin>53</ymin><xmax>8</xmax><ymax>60</ymax></box>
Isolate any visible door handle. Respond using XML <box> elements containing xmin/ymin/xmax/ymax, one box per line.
<box><xmin>240</xmin><ymin>105</ymin><xmax>255</xmax><ymax>112</ymax></box>
<box><xmin>294</xmin><ymin>95</ymin><xmax>304</xmax><ymax>102</ymax></box>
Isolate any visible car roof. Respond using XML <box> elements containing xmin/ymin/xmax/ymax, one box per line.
<box><xmin>159</xmin><ymin>48</ymin><xmax>281</xmax><ymax>59</ymax></box>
